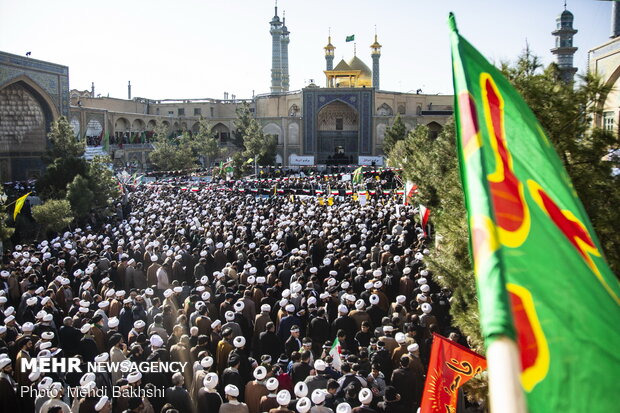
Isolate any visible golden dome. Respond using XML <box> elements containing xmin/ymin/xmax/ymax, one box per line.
<box><xmin>347</xmin><ymin>56</ymin><xmax>372</xmax><ymax>80</ymax></box>
<box><xmin>333</xmin><ymin>59</ymin><xmax>352</xmax><ymax>71</ymax></box>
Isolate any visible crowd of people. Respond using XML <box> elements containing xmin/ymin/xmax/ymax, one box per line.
<box><xmin>0</xmin><ymin>175</ymin><xmax>467</xmax><ymax>413</ymax></box>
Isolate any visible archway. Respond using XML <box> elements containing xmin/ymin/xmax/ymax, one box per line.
<box><xmin>212</xmin><ymin>123</ymin><xmax>230</xmax><ymax>144</ymax></box>
<box><xmin>427</xmin><ymin>121</ymin><xmax>442</xmax><ymax>139</ymax></box>
<box><xmin>262</xmin><ymin>123</ymin><xmax>282</xmax><ymax>145</ymax></box>
<box><xmin>147</xmin><ymin>119</ymin><xmax>157</xmax><ymax>131</ymax></box>
<box><xmin>316</xmin><ymin>100</ymin><xmax>359</xmax><ymax>165</ymax></box>
<box><xmin>115</xmin><ymin>117</ymin><xmax>130</xmax><ymax>141</ymax></box>
<box><xmin>0</xmin><ymin>77</ymin><xmax>57</xmax><ymax>180</ymax></box>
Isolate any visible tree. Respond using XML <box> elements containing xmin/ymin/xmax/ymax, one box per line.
<box><xmin>32</xmin><ymin>199</ymin><xmax>73</xmax><ymax>239</ymax></box>
<box><xmin>501</xmin><ymin>52</ymin><xmax>620</xmax><ymax>273</ymax></box>
<box><xmin>45</xmin><ymin>116</ymin><xmax>85</xmax><ymax>161</ymax></box>
<box><xmin>0</xmin><ymin>190</ymin><xmax>15</xmax><ymax>244</ymax></box>
<box><xmin>36</xmin><ymin>156</ymin><xmax>88</xmax><ymax>200</ymax></box>
<box><xmin>87</xmin><ymin>156</ymin><xmax>120</xmax><ymax>209</ymax></box>
<box><xmin>390</xmin><ymin>121</ymin><xmax>483</xmax><ymax>348</ymax></box>
<box><xmin>66</xmin><ymin>174</ymin><xmax>94</xmax><ymax>219</ymax></box>
<box><xmin>232</xmin><ymin>102</ymin><xmax>253</xmax><ymax>149</ymax></box>
<box><xmin>148</xmin><ymin>123</ymin><xmax>195</xmax><ymax>171</ymax></box>
<box><xmin>231</xmin><ymin>102</ymin><xmax>277</xmax><ymax>172</ymax></box>
<box><xmin>192</xmin><ymin>117</ymin><xmax>220</xmax><ymax>167</ymax></box>
<box><xmin>382</xmin><ymin>114</ymin><xmax>407</xmax><ymax>154</ymax></box>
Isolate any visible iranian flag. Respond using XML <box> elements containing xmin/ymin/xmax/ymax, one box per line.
<box><xmin>419</xmin><ymin>204</ymin><xmax>430</xmax><ymax>236</ymax></box>
<box><xmin>329</xmin><ymin>338</ymin><xmax>342</xmax><ymax>371</ymax></box>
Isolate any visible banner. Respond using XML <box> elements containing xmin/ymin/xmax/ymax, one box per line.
<box><xmin>289</xmin><ymin>155</ymin><xmax>315</xmax><ymax>166</ymax></box>
<box><xmin>449</xmin><ymin>13</ymin><xmax>620</xmax><ymax>412</ymax></box>
<box><xmin>420</xmin><ymin>333</ymin><xmax>486</xmax><ymax>413</ymax></box>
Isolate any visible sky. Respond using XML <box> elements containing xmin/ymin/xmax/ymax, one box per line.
<box><xmin>0</xmin><ymin>0</ymin><xmax>612</xmax><ymax>100</ymax></box>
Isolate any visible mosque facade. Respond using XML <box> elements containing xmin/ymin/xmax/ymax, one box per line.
<box><xmin>0</xmin><ymin>6</ymin><xmax>456</xmax><ymax>177</ymax></box>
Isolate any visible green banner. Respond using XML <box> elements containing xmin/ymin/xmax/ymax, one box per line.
<box><xmin>346</xmin><ymin>35</ymin><xmax>355</xmax><ymax>42</ymax></box>
<box><xmin>449</xmin><ymin>12</ymin><xmax>620</xmax><ymax>413</ymax></box>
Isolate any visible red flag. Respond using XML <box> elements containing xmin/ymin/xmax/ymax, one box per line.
<box><xmin>420</xmin><ymin>334</ymin><xmax>486</xmax><ymax>413</ymax></box>
<box><xmin>419</xmin><ymin>204</ymin><xmax>430</xmax><ymax>236</ymax></box>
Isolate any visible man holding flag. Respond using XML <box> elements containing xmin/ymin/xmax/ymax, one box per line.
<box><xmin>449</xmin><ymin>12</ymin><xmax>620</xmax><ymax>413</ymax></box>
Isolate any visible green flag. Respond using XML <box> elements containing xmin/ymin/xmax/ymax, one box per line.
<box><xmin>102</xmin><ymin>130</ymin><xmax>109</xmax><ymax>152</ymax></box>
<box><xmin>449</xmin><ymin>13</ymin><xmax>620</xmax><ymax>413</ymax></box>
<box><xmin>352</xmin><ymin>166</ymin><xmax>363</xmax><ymax>184</ymax></box>
<box><xmin>345</xmin><ymin>35</ymin><xmax>355</xmax><ymax>42</ymax></box>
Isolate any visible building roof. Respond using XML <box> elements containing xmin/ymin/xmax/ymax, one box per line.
<box><xmin>333</xmin><ymin>59</ymin><xmax>352</xmax><ymax>71</ymax></box>
<box><xmin>347</xmin><ymin>56</ymin><xmax>372</xmax><ymax>78</ymax></box>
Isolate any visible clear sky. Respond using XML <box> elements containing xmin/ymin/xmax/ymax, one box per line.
<box><xmin>0</xmin><ymin>0</ymin><xmax>611</xmax><ymax>100</ymax></box>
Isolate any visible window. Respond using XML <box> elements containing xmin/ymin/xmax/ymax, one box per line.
<box><xmin>336</xmin><ymin>118</ymin><xmax>343</xmax><ymax>130</ymax></box>
<box><xmin>168</xmin><ymin>111</ymin><xmax>174</xmax><ymax>117</ymax></box>
<box><xmin>210</xmin><ymin>107</ymin><xmax>214</xmax><ymax>117</ymax></box>
<box><xmin>156</xmin><ymin>108</ymin><xmax>160</xmax><ymax>115</ymax></box>
<box><xmin>604</xmin><ymin>111</ymin><xmax>615</xmax><ymax>132</ymax></box>
<box><xmin>194</xmin><ymin>108</ymin><xmax>201</xmax><ymax>116</ymax></box>
<box><xmin>178</xmin><ymin>108</ymin><xmax>185</xmax><ymax>116</ymax></box>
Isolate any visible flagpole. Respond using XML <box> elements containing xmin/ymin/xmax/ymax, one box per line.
<box><xmin>487</xmin><ymin>336</ymin><xmax>527</xmax><ymax>413</ymax></box>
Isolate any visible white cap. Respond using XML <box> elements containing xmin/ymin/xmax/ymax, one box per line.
<box><xmin>297</xmin><ymin>397</ymin><xmax>311</xmax><ymax>413</ymax></box>
<box><xmin>0</xmin><ymin>358</ymin><xmax>11</xmax><ymax>369</ymax></box>
<box><xmin>150</xmin><ymin>334</ymin><xmax>164</xmax><ymax>347</ymax></box>
<box><xmin>94</xmin><ymin>353</ymin><xmax>109</xmax><ymax>363</ymax></box>
<box><xmin>359</xmin><ymin>388</ymin><xmax>373</xmax><ymax>404</ymax></box>
<box><xmin>396</xmin><ymin>295</ymin><xmax>406</xmax><ymax>304</ymax></box>
<box><xmin>80</xmin><ymin>372</ymin><xmax>96</xmax><ymax>386</ymax></box>
<box><xmin>266</xmin><ymin>377</ymin><xmax>279</xmax><ymax>391</ymax></box>
<box><xmin>421</xmin><ymin>284</ymin><xmax>430</xmax><ymax>293</ymax></box>
<box><xmin>234</xmin><ymin>301</ymin><xmax>244</xmax><ymax>312</ymax></box>
<box><xmin>225</xmin><ymin>384</ymin><xmax>239</xmax><ymax>397</ymax></box>
<box><xmin>201</xmin><ymin>356</ymin><xmax>214</xmax><ymax>369</ymax></box>
<box><xmin>233</xmin><ymin>336</ymin><xmax>246</xmax><ymax>348</ymax></box>
<box><xmin>108</xmin><ymin>317</ymin><xmax>119</xmax><ymax>328</ymax></box>
<box><xmin>26</xmin><ymin>297</ymin><xmax>37</xmax><ymax>306</ymax></box>
<box><xmin>95</xmin><ymin>396</ymin><xmax>109</xmax><ymax>411</ymax></box>
<box><xmin>277</xmin><ymin>390</ymin><xmax>291</xmax><ymax>406</ymax></box>
<box><xmin>314</xmin><ymin>359</ymin><xmax>327</xmax><ymax>371</ymax></box>
<box><xmin>370</xmin><ymin>294</ymin><xmax>379</xmax><ymax>305</ymax></box>
<box><xmin>133</xmin><ymin>320</ymin><xmax>145</xmax><ymax>329</ymax></box>
<box><xmin>294</xmin><ymin>381</ymin><xmax>308</xmax><ymax>398</ymax></box>
<box><xmin>254</xmin><ymin>365</ymin><xmax>267</xmax><ymax>380</ymax></box>
<box><xmin>285</xmin><ymin>304</ymin><xmax>295</xmax><ymax>313</ymax></box>
<box><xmin>337</xmin><ymin>402</ymin><xmax>352</xmax><ymax>413</ymax></box>
<box><xmin>395</xmin><ymin>332</ymin><xmax>406</xmax><ymax>344</ymax></box>
<box><xmin>80</xmin><ymin>324</ymin><xmax>91</xmax><ymax>334</ymax></box>
<box><xmin>312</xmin><ymin>389</ymin><xmax>326</xmax><ymax>404</ymax></box>
<box><xmin>338</xmin><ymin>304</ymin><xmax>348</xmax><ymax>315</ymax></box>
<box><xmin>355</xmin><ymin>299</ymin><xmax>365</xmax><ymax>310</ymax></box>
<box><xmin>261</xmin><ymin>304</ymin><xmax>271</xmax><ymax>313</ymax></box>
<box><xmin>421</xmin><ymin>303</ymin><xmax>432</xmax><ymax>314</ymax></box>
<box><xmin>225</xmin><ymin>311</ymin><xmax>235</xmax><ymax>321</ymax></box>
<box><xmin>127</xmin><ymin>371</ymin><xmax>142</xmax><ymax>384</ymax></box>
<box><xmin>204</xmin><ymin>373</ymin><xmax>218</xmax><ymax>389</ymax></box>
<box><xmin>408</xmin><ymin>343</ymin><xmax>420</xmax><ymax>353</ymax></box>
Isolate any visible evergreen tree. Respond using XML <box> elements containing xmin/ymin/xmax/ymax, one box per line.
<box><xmin>148</xmin><ymin>123</ymin><xmax>195</xmax><ymax>171</ymax></box>
<box><xmin>32</xmin><ymin>199</ymin><xmax>72</xmax><ymax>239</ymax></box>
<box><xmin>232</xmin><ymin>102</ymin><xmax>253</xmax><ymax>149</ymax></box>
<box><xmin>192</xmin><ymin>117</ymin><xmax>220</xmax><ymax>167</ymax></box>
<box><xmin>501</xmin><ymin>53</ymin><xmax>620</xmax><ymax>273</ymax></box>
<box><xmin>382</xmin><ymin>114</ymin><xmax>408</xmax><ymax>154</ymax></box>
<box><xmin>45</xmin><ymin>116</ymin><xmax>85</xmax><ymax>161</ymax></box>
<box><xmin>66</xmin><ymin>174</ymin><xmax>94</xmax><ymax>219</ymax></box>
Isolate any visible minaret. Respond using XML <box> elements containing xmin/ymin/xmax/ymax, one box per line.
<box><xmin>551</xmin><ymin>4</ymin><xmax>578</xmax><ymax>83</ymax></box>
<box><xmin>270</xmin><ymin>3</ymin><xmax>283</xmax><ymax>93</ymax></box>
<box><xmin>611</xmin><ymin>0</ymin><xmax>620</xmax><ymax>38</ymax></box>
<box><xmin>370</xmin><ymin>31</ymin><xmax>382</xmax><ymax>89</ymax></box>
<box><xmin>324</xmin><ymin>31</ymin><xmax>335</xmax><ymax>74</ymax></box>
<box><xmin>280</xmin><ymin>11</ymin><xmax>290</xmax><ymax>92</ymax></box>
